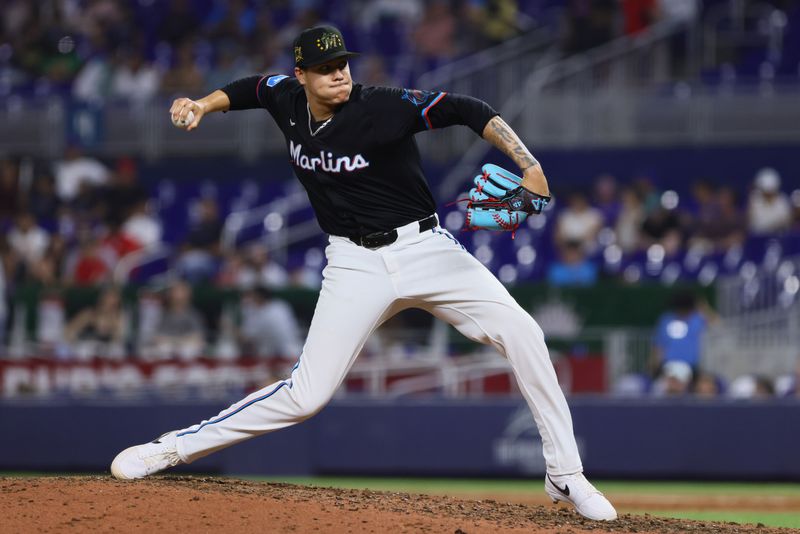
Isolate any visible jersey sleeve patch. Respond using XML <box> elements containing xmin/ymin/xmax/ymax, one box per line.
<box><xmin>401</xmin><ymin>88</ymin><xmax>435</xmax><ymax>107</ymax></box>
<box><xmin>266</xmin><ymin>74</ymin><xmax>289</xmax><ymax>87</ymax></box>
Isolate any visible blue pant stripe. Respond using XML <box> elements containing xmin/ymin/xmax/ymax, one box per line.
<box><xmin>176</xmin><ymin>381</ymin><xmax>290</xmax><ymax>437</ymax></box>
<box><xmin>433</xmin><ymin>228</ymin><xmax>464</xmax><ymax>249</ymax></box>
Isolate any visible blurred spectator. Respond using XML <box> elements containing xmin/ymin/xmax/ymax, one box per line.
<box><xmin>650</xmin><ymin>290</ymin><xmax>718</xmax><ymax>377</ymax></box>
<box><xmin>27</xmin><ymin>171</ymin><xmax>62</xmax><ymax>226</ymax></box>
<box><xmin>122</xmin><ymin>199</ymin><xmax>163</xmax><ymax>250</ymax></box>
<box><xmin>160</xmin><ymin>40</ymin><xmax>206</xmax><ymax>95</ymax></box>
<box><xmin>102</xmin><ymin>219</ymin><xmax>143</xmax><ymax>264</ymax></box>
<box><xmin>412</xmin><ymin>1</ymin><xmax>458</xmax><ymax>71</ymax></box>
<box><xmin>547</xmin><ymin>239</ymin><xmax>598</xmax><ymax>286</ymax></box>
<box><xmin>8</xmin><ymin>212</ymin><xmax>49</xmax><ymax>272</ymax></box>
<box><xmin>176</xmin><ymin>197</ymin><xmax>223</xmax><ymax>282</ymax></box>
<box><xmin>633</xmin><ymin>175</ymin><xmax>661</xmax><ymax>215</ymax></box>
<box><xmin>145</xmin><ymin>281</ymin><xmax>206</xmax><ymax>361</ymax></box>
<box><xmin>652</xmin><ymin>360</ymin><xmax>693</xmax><ymax>396</ymax></box>
<box><xmin>689</xmin><ymin>186</ymin><xmax>745</xmax><ymax>253</ymax></box>
<box><xmin>64</xmin><ymin>234</ymin><xmax>113</xmax><ymax>286</ymax></box>
<box><xmin>72</xmin><ymin>40</ymin><xmax>113</xmax><ymax>104</ymax></box>
<box><xmin>640</xmin><ymin>195</ymin><xmax>686</xmax><ymax>257</ymax></box>
<box><xmin>135</xmin><ymin>287</ymin><xmax>164</xmax><ymax>354</ymax></box>
<box><xmin>657</xmin><ymin>0</ymin><xmax>699</xmax><ymax>25</ymax></box>
<box><xmin>621</xmin><ymin>0</ymin><xmax>658</xmax><ymax>36</ymax></box>
<box><xmin>358</xmin><ymin>55</ymin><xmax>393</xmax><ymax>86</ymax></box>
<box><xmin>110</xmin><ymin>47</ymin><xmax>160</xmax><ymax>106</ymax></box>
<box><xmin>728</xmin><ymin>374</ymin><xmax>775</xmax><ymax>399</ymax></box>
<box><xmin>64</xmin><ymin>286</ymin><xmax>127</xmax><ymax>360</ymax></box>
<box><xmin>693</xmin><ymin>371</ymin><xmax>722</xmax><ymax>398</ymax></box>
<box><xmin>248</xmin><ymin>243</ymin><xmax>289</xmax><ymax>288</ymax></box>
<box><xmin>288</xmin><ymin>249</ymin><xmax>325</xmax><ymax>289</ymax></box>
<box><xmin>248</xmin><ymin>33</ymin><xmax>293</xmax><ymax>75</ymax></box>
<box><xmin>52</xmin><ymin>144</ymin><xmax>110</xmax><ymax>203</ymax></box>
<box><xmin>36</xmin><ymin>289</ymin><xmax>66</xmax><ymax>356</ymax></box>
<box><xmin>592</xmin><ymin>173</ymin><xmax>620</xmax><ymax>227</ymax></box>
<box><xmin>656</xmin><ymin>0</ymin><xmax>699</xmax><ymax>77</ymax></box>
<box><xmin>748</xmin><ymin>168</ymin><xmax>792</xmax><ymax>235</ymax></box>
<box><xmin>156</xmin><ymin>0</ymin><xmax>201</xmax><ymax>47</ymax></box>
<box><xmin>716</xmin><ymin>188</ymin><xmax>746</xmax><ymax>240</ymax></box>
<box><xmin>555</xmin><ymin>191</ymin><xmax>603</xmax><ymax>252</ymax></box>
<box><xmin>216</xmin><ymin>251</ymin><xmax>257</xmax><ymax>289</ymax></box>
<box><xmin>463</xmin><ymin>0</ymin><xmax>524</xmax><ymax>49</ymax></box>
<box><xmin>102</xmin><ymin>157</ymin><xmax>148</xmax><ymax>226</ymax></box>
<box><xmin>274</xmin><ymin>7</ymin><xmax>323</xmax><ymax>51</ymax></box>
<box><xmin>205</xmin><ymin>42</ymin><xmax>253</xmax><ymax>94</ymax></box>
<box><xmin>71</xmin><ymin>180</ymin><xmax>105</xmax><ymax>223</ymax></box>
<box><xmin>205</xmin><ymin>0</ymin><xmax>258</xmax><ymax>42</ymax></box>
<box><xmin>29</xmin><ymin>234</ymin><xmax>68</xmax><ymax>286</ymax></box>
<box><xmin>238</xmin><ymin>286</ymin><xmax>302</xmax><ymax>359</ymax></box>
<box><xmin>615</xmin><ymin>186</ymin><xmax>645</xmax><ymax>252</ymax></box>
<box><xmin>563</xmin><ymin>0</ymin><xmax>617</xmax><ymax>55</ymax></box>
<box><xmin>0</xmin><ymin>158</ymin><xmax>22</xmax><ymax>224</ymax></box>
<box><xmin>687</xmin><ymin>180</ymin><xmax>715</xmax><ymax>227</ymax></box>
<box><xmin>792</xmin><ymin>190</ymin><xmax>800</xmax><ymax>231</ymax></box>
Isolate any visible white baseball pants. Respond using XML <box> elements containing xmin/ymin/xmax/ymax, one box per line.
<box><xmin>175</xmin><ymin>217</ymin><xmax>583</xmax><ymax>475</ymax></box>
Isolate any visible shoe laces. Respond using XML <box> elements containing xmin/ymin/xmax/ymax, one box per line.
<box><xmin>138</xmin><ymin>435</ymin><xmax>181</xmax><ymax>470</ymax></box>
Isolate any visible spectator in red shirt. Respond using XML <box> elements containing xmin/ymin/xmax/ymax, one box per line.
<box><xmin>622</xmin><ymin>0</ymin><xmax>658</xmax><ymax>36</ymax></box>
<box><xmin>66</xmin><ymin>236</ymin><xmax>112</xmax><ymax>286</ymax></box>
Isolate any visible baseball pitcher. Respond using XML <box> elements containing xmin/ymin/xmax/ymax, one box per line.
<box><xmin>111</xmin><ymin>25</ymin><xmax>616</xmax><ymax>521</ymax></box>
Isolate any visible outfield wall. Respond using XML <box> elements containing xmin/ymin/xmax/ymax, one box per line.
<box><xmin>3</xmin><ymin>398</ymin><xmax>798</xmax><ymax>480</ymax></box>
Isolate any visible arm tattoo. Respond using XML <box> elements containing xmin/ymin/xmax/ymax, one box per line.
<box><xmin>485</xmin><ymin>117</ymin><xmax>539</xmax><ymax>171</ymax></box>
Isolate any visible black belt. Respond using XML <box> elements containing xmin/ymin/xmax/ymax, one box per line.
<box><xmin>349</xmin><ymin>214</ymin><xmax>438</xmax><ymax>248</ymax></box>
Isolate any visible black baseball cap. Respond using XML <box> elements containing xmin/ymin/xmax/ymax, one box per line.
<box><xmin>293</xmin><ymin>25</ymin><xmax>359</xmax><ymax>68</ymax></box>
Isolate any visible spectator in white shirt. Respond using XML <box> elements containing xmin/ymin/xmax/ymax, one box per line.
<box><xmin>555</xmin><ymin>191</ymin><xmax>604</xmax><ymax>252</ymax></box>
<box><xmin>238</xmin><ymin>286</ymin><xmax>302</xmax><ymax>360</ymax></box>
<box><xmin>110</xmin><ymin>47</ymin><xmax>160</xmax><ymax>106</ymax></box>
<box><xmin>748</xmin><ymin>168</ymin><xmax>792</xmax><ymax>235</ymax></box>
<box><xmin>53</xmin><ymin>144</ymin><xmax>110</xmax><ymax>202</ymax></box>
<box><xmin>123</xmin><ymin>199</ymin><xmax>163</xmax><ymax>249</ymax></box>
<box><xmin>8</xmin><ymin>212</ymin><xmax>50</xmax><ymax>266</ymax></box>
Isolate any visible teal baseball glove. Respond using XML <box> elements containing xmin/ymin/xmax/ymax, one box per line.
<box><xmin>464</xmin><ymin>164</ymin><xmax>551</xmax><ymax>232</ymax></box>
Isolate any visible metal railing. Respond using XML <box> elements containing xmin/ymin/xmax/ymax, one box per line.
<box><xmin>705</xmin><ymin>254</ymin><xmax>800</xmax><ymax>380</ymax></box>
<box><xmin>344</xmin><ymin>325</ymin><xmax>653</xmax><ymax>398</ymax></box>
<box><xmin>220</xmin><ymin>188</ymin><xmax>319</xmax><ymax>261</ymax></box>
<box><xmin>112</xmin><ymin>243</ymin><xmax>172</xmax><ymax>284</ymax></box>
<box><xmin>702</xmin><ymin>0</ymin><xmax>788</xmax><ymax>69</ymax></box>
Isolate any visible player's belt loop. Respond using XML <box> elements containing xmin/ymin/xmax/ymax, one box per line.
<box><xmin>351</xmin><ymin>214</ymin><xmax>437</xmax><ymax>249</ymax></box>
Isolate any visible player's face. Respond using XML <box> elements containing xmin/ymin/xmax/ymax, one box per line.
<box><xmin>297</xmin><ymin>58</ymin><xmax>352</xmax><ymax>106</ymax></box>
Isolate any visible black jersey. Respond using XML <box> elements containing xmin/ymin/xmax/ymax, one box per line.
<box><xmin>223</xmin><ymin>74</ymin><xmax>498</xmax><ymax>237</ymax></box>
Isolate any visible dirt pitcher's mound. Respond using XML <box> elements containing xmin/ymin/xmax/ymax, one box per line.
<box><xmin>0</xmin><ymin>476</ymin><xmax>789</xmax><ymax>534</ymax></box>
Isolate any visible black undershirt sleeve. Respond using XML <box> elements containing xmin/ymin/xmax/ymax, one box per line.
<box><xmin>220</xmin><ymin>76</ymin><xmax>262</xmax><ymax>110</ymax></box>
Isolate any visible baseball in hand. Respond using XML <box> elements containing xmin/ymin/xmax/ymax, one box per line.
<box><xmin>172</xmin><ymin>110</ymin><xmax>195</xmax><ymax>128</ymax></box>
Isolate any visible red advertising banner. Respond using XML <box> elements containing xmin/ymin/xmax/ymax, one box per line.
<box><xmin>0</xmin><ymin>358</ymin><xmax>292</xmax><ymax>398</ymax></box>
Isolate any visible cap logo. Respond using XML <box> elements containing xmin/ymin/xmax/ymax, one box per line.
<box><xmin>316</xmin><ymin>32</ymin><xmax>343</xmax><ymax>51</ymax></box>
<box><xmin>294</xmin><ymin>46</ymin><xmax>303</xmax><ymax>63</ymax></box>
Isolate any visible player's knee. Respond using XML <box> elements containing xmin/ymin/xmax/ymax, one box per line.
<box><xmin>495</xmin><ymin>308</ymin><xmax>544</xmax><ymax>342</ymax></box>
<box><xmin>293</xmin><ymin>392</ymin><xmax>329</xmax><ymax>420</ymax></box>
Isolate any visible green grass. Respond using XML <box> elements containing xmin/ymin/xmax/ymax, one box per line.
<box><xmin>241</xmin><ymin>477</ymin><xmax>800</xmax><ymax>529</ymax></box>
<box><xmin>598</xmin><ymin>480</ymin><xmax>800</xmax><ymax>496</ymax></box>
<box><xmin>638</xmin><ymin>510</ymin><xmax>800</xmax><ymax>529</ymax></box>
<box><xmin>247</xmin><ymin>476</ymin><xmax>800</xmax><ymax>497</ymax></box>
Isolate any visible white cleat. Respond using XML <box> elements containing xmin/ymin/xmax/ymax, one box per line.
<box><xmin>111</xmin><ymin>431</ymin><xmax>183</xmax><ymax>480</ymax></box>
<box><xmin>544</xmin><ymin>472</ymin><xmax>617</xmax><ymax>521</ymax></box>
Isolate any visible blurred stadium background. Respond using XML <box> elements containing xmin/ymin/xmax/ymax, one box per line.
<box><xmin>1</xmin><ymin>0</ymin><xmax>799</xmax><ymax>499</ymax></box>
